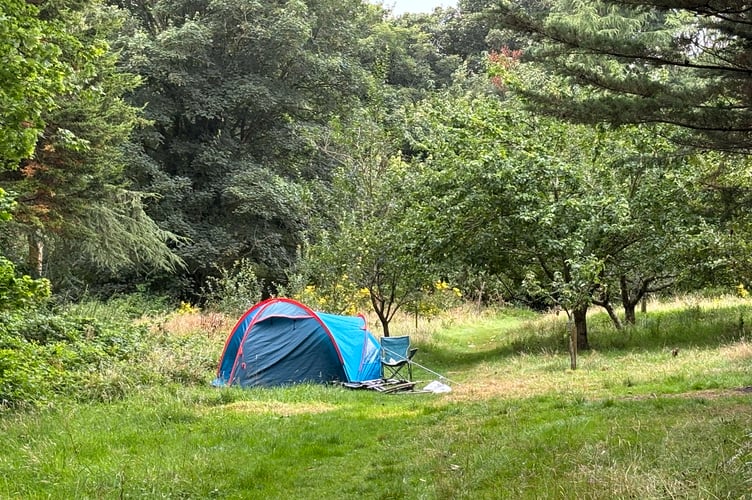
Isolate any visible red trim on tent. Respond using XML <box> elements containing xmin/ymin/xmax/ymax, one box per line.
<box><xmin>224</xmin><ymin>298</ymin><xmax>346</xmax><ymax>386</ymax></box>
<box><xmin>214</xmin><ymin>298</ymin><xmax>271</xmax><ymax>378</ymax></box>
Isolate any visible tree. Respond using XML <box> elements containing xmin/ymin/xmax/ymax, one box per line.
<box><xmin>408</xmin><ymin>92</ymin><xmax>600</xmax><ymax>349</ymax></box>
<box><xmin>0</xmin><ymin>1</ymin><xmax>182</xmax><ymax>291</ymax></box>
<box><xmin>582</xmin><ymin>125</ymin><xmax>707</xmax><ymax>326</ymax></box>
<box><xmin>115</xmin><ymin>0</ymin><xmax>382</xmax><ymax>294</ymax></box>
<box><xmin>492</xmin><ymin>0</ymin><xmax>752</xmax><ymax>152</ymax></box>
<box><xmin>667</xmin><ymin>152</ymin><xmax>752</xmax><ymax>293</ymax></box>
<box><xmin>0</xmin><ymin>0</ymin><xmax>71</xmax><ymax>168</ymax></box>
<box><xmin>0</xmin><ymin>192</ymin><xmax>50</xmax><ymax>311</ymax></box>
<box><xmin>406</xmin><ymin>82</ymin><xmax>711</xmax><ymax>350</ymax></box>
<box><xmin>306</xmin><ymin>111</ymin><xmax>435</xmax><ymax>337</ymax></box>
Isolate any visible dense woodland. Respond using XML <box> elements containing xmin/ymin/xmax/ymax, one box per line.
<box><xmin>2</xmin><ymin>0</ymin><xmax>752</xmax><ymax>349</ymax></box>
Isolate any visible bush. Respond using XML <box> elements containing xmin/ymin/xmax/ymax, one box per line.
<box><xmin>0</xmin><ymin>307</ymin><xmax>157</xmax><ymax>409</ymax></box>
<box><xmin>0</xmin><ymin>294</ymin><xmax>228</xmax><ymax>410</ymax></box>
<box><xmin>284</xmin><ymin>274</ymin><xmax>370</xmax><ymax>315</ymax></box>
<box><xmin>0</xmin><ymin>342</ymin><xmax>55</xmax><ymax>408</ymax></box>
<box><xmin>202</xmin><ymin>259</ymin><xmax>263</xmax><ymax>315</ymax></box>
<box><xmin>0</xmin><ymin>257</ymin><xmax>51</xmax><ymax>311</ymax></box>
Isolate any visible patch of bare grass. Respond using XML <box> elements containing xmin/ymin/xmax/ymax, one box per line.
<box><xmin>215</xmin><ymin>400</ymin><xmax>336</xmax><ymax>416</ymax></box>
<box><xmin>647</xmin><ymin>293</ymin><xmax>750</xmax><ymax>312</ymax></box>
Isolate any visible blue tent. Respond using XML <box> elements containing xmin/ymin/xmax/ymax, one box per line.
<box><xmin>213</xmin><ymin>298</ymin><xmax>382</xmax><ymax>387</ymax></box>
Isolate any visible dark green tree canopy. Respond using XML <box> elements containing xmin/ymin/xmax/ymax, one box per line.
<box><xmin>493</xmin><ymin>0</ymin><xmax>752</xmax><ymax>152</ymax></box>
<box><xmin>0</xmin><ymin>0</ymin><xmax>183</xmax><ymax>293</ymax></box>
<box><xmin>113</xmin><ymin>0</ymin><xmax>476</xmax><ymax>294</ymax></box>
<box><xmin>114</xmin><ymin>0</ymin><xmax>384</xmax><ymax>291</ymax></box>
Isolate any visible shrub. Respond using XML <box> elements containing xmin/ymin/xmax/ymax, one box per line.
<box><xmin>285</xmin><ymin>274</ymin><xmax>370</xmax><ymax>315</ymax></box>
<box><xmin>0</xmin><ymin>341</ymin><xmax>55</xmax><ymax>408</ymax></box>
<box><xmin>0</xmin><ymin>257</ymin><xmax>51</xmax><ymax>311</ymax></box>
<box><xmin>202</xmin><ymin>259</ymin><xmax>263</xmax><ymax>315</ymax></box>
<box><xmin>0</xmin><ymin>308</ymin><xmax>156</xmax><ymax>409</ymax></box>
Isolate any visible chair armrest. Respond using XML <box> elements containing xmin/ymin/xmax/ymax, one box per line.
<box><xmin>408</xmin><ymin>347</ymin><xmax>418</xmax><ymax>359</ymax></box>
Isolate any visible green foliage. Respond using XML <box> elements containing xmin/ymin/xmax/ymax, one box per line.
<box><xmin>0</xmin><ymin>188</ymin><xmax>15</xmax><ymax>222</ymax></box>
<box><xmin>0</xmin><ymin>295</ymin><xmax>222</xmax><ymax>409</ymax></box>
<box><xmin>458</xmin><ymin>267</ymin><xmax>515</xmax><ymax>306</ymax></box>
<box><xmin>493</xmin><ymin>0</ymin><xmax>752</xmax><ymax>152</ymax></box>
<box><xmin>202</xmin><ymin>259</ymin><xmax>263</xmax><ymax>315</ymax></box>
<box><xmin>66</xmin><ymin>290</ymin><xmax>173</xmax><ymax>320</ymax></box>
<box><xmin>287</xmin><ymin>275</ymin><xmax>371</xmax><ymax>316</ymax></box>
<box><xmin>361</xmin><ymin>13</ymin><xmax>461</xmax><ymax>99</ymax></box>
<box><xmin>522</xmin><ymin>256</ymin><xmax>605</xmax><ymax>312</ymax></box>
<box><xmin>0</xmin><ymin>258</ymin><xmax>51</xmax><ymax>311</ymax></box>
<box><xmin>117</xmin><ymin>0</ymin><xmax>380</xmax><ymax>291</ymax></box>
<box><xmin>404</xmin><ymin>280</ymin><xmax>464</xmax><ymax>317</ymax></box>
<box><xmin>405</xmin><ymin>81</ymin><xmax>724</xmax><ymax>345</ymax></box>
<box><xmin>1</xmin><ymin>1</ymin><xmax>183</xmax><ymax>293</ymax></box>
<box><xmin>0</xmin><ymin>0</ymin><xmax>71</xmax><ymax>168</ymax></box>
<box><xmin>307</xmin><ymin>148</ymin><xmax>439</xmax><ymax>334</ymax></box>
<box><xmin>0</xmin><ymin>309</ymin><xmax>151</xmax><ymax>407</ymax></box>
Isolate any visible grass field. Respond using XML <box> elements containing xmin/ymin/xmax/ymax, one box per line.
<box><xmin>1</xmin><ymin>297</ymin><xmax>751</xmax><ymax>498</ymax></box>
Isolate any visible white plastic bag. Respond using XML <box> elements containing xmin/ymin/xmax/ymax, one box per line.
<box><xmin>423</xmin><ymin>380</ymin><xmax>452</xmax><ymax>393</ymax></box>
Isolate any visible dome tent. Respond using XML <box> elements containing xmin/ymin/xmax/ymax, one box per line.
<box><xmin>213</xmin><ymin>298</ymin><xmax>382</xmax><ymax>388</ymax></box>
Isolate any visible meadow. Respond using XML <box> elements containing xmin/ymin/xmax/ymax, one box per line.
<box><xmin>1</xmin><ymin>296</ymin><xmax>751</xmax><ymax>499</ymax></box>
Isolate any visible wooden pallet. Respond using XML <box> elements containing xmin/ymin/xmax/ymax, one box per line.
<box><xmin>340</xmin><ymin>378</ymin><xmax>417</xmax><ymax>393</ymax></box>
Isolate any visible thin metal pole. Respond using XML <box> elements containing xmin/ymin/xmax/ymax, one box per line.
<box><xmin>381</xmin><ymin>346</ymin><xmax>459</xmax><ymax>386</ymax></box>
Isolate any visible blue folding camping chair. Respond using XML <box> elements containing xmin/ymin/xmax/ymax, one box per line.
<box><xmin>380</xmin><ymin>335</ymin><xmax>418</xmax><ymax>381</ymax></box>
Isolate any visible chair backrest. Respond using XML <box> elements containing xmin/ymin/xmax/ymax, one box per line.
<box><xmin>380</xmin><ymin>335</ymin><xmax>410</xmax><ymax>363</ymax></box>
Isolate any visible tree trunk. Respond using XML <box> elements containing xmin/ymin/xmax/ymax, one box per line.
<box><xmin>381</xmin><ymin>318</ymin><xmax>390</xmax><ymax>338</ymax></box>
<box><xmin>568</xmin><ymin>320</ymin><xmax>577</xmax><ymax>370</ymax></box>
<box><xmin>573</xmin><ymin>305</ymin><xmax>589</xmax><ymax>350</ymax></box>
<box><xmin>27</xmin><ymin>231</ymin><xmax>44</xmax><ymax>278</ymax></box>
<box><xmin>372</xmin><ymin>294</ymin><xmax>390</xmax><ymax>337</ymax></box>
<box><xmin>620</xmin><ymin>275</ymin><xmax>640</xmax><ymax>325</ymax></box>
<box><xmin>593</xmin><ymin>288</ymin><xmax>622</xmax><ymax>330</ymax></box>
<box><xmin>602</xmin><ymin>301</ymin><xmax>623</xmax><ymax>330</ymax></box>
<box><xmin>624</xmin><ymin>302</ymin><xmax>637</xmax><ymax>325</ymax></box>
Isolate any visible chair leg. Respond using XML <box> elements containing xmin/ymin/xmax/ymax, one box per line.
<box><xmin>382</xmin><ymin>362</ymin><xmax>414</xmax><ymax>381</ymax></box>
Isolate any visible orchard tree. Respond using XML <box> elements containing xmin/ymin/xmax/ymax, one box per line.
<box><xmin>406</xmin><ymin>85</ymin><xmax>709</xmax><ymax>350</ymax></box>
<box><xmin>489</xmin><ymin>49</ymin><xmax>732</xmax><ymax>324</ymax></box>
<box><xmin>492</xmin><ymin>0</ymin><xmax>752</xmax><ymax>153</ymax></box>
<box><xmin>585</xmin><ymin>126</ymin><xmax>707</xmax><ymax>325</ymax></box>
<box><xmin>487</xmin><ymin>1</ymin><xmax>752</xmax><ymax>300</ymax></box>
<box><xmin>307</xmin><ymin>111</ymin><xmax>435</xmax><ymax>337</ymax></box>
<box><xmin>669</xmin><ymin>153</ymin><xmax>752</xmax><ymax>293</ymax></box>
<box><xmin>408</xmin><ymin>92</ymin><xmax>609</xmax><ymax>349</ymax></box>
